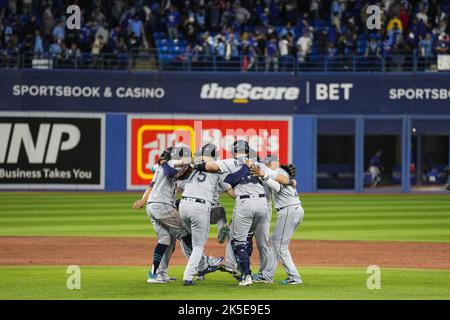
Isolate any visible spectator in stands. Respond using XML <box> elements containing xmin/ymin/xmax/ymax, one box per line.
<box><xmin>196</xmin><ymin>6</ymin><xmax>207</xmax><ymax>31</ymax></box>
<box><xmin>128</xmin><ymin>14</ymin><xmax>144</xmax><ymax>45</ymax></box>
<box><xmin>67</xmin><ymin>43</ymin><xmax>81</xmax><ymax>66</ymax></box>
<box><xmin>209</xmin><ymin>0</ymin><xmax>223</xmax><ymax>32</ymax></box>
<box><xmin>226</xmin><ymin>32</ymin><xmax>241</xmax><ymax>69</ymax></box>
<box><xmin>216</xmin><ymin>36</ymin><xmax>226</xmax><ymax>69</ymax></box>
<box><xmin>166</xmin><ymin>5</ymin><xmax>181</xmax><ymax>40</ymax></box>
<box><xmin>419</xmin><ymin>33</ymin><xmax>434</xmax><ymax>57</ymax></box>
<box><xmin>33</xmin><ymin>30</ymin><xmax>44</xmax><ymax>58</ymax></box>
<box><xmin>435</xmin><ymin>34</ymin><xmax>449</xmax><ymax>55</ymax></box>
<box><xmin>310</xmin><ymin>0</ymin><xmax>321</xmax><ymax>21</ymax></box>
<box><xmin>234</xmin><ymin>1</ymin><xmax>250</xmax><ymax>26</ymax></box>
<box><xmin>265</xmin><ymin>36</ymin><xmax>278</xmax><ymax>72</ymax></box>
<box><xmin>49</xmin><ymin>38</ymin><xmax>62</xmax><ymax>58</ymax></box>
<box><xmin>404</xmin><ymin>32</ymin><xmax>418</xmax><ymax>54</ymax></box>
<box><xmin>241</xmin><ymin>33</ymin><xmax>255</xmax><ymax>71</ymax></box>
<box><xmin>42</xmin><ymin>5</ymin><xmax>55</xmax><ymax>37</ymax></box>
<box><xmin>297</xmin><ymin>29</ymin><xmax>312</xmax><ymax>63</ymax></box>
<box><xmin>317</xmin><ymin>29</ymin><xmax>329</xmax><ymax>55</ymax></box>
<box><xmin>91</xmin><ymin>35</ymin><xmax>105</xmax><ymax>68</ymax></box>
<box><xmin>52</xmin><ymin>20</ymin><xmax>65</xmax><ymax>41</ymax></box>
<box><xmin>183</xmin><ymin>15</ymin><xmax>197</xmax><ymax>45</ymax></box>
<box><xmin>278</xmin><ymin>34</ymin><xmax>292</xmax><ymax>71</ymax></box>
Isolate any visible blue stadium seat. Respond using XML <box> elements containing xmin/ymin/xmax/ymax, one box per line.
<box><xmin>156</xmin><ymin>39</ymin><xmax>168</xmax><ymax>47</ymax></box>
<box><xmin>159</xmin><ymin>46</ymin><xmax>170</xmax><ymax>53</ymax></box>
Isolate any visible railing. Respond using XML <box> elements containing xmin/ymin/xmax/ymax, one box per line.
<box><xmin>0</xmin><ymin>50</ymin><xmax>444</xmax><ymax>73</ymax></box>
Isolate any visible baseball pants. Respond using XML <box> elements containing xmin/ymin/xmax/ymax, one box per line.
<box><xmin>179</xmin><ymin>199</ymin><xmax>211</xmax><ymax>281</ymax></box>
<box><xmin>225</xmin><ymin>221</ymin><xmax>270</xmax><ymax>273</ymax></box>
<box><xmin>147</xmin><ymin>202</ymin><xmax>193</xmax><ymax>260</ymax></box>
<box><xmin>262</xmin><ymin>205</ymin><xmax>304</xmax><ymax>283</ymax></box>
<box><xmin>154</xmin><ymin>234</ymin><xmax>176</xmax><ymax>277</ymax></box>
<box><xmin>231</xmin><ymin>197</ymin><xmax>269</xmax><ymax>275</ymax></box>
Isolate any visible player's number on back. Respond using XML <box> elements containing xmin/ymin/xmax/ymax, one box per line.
<box><xmin>191</xmin><ymin>171</ymin><xmax>206</xmax><ymax>183</ymax></box>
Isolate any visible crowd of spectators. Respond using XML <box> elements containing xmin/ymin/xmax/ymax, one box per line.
<box><xmin>0</xmin><ymin>0</ymin><xmax>449</xmax><ymax>70</ymax></box>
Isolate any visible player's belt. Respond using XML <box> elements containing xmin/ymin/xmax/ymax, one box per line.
<box><xmin>276</xmin><ymin>204</ymin><xmax>300</xmax><ymax>212</ymax></box>
<box><xmin>181</xmin><ymin>196</ymin><xmax>206</xmax><ymax>204</ymax></box>
<box><xmin>238</xmin><ymin>194</ymin><xmax>265</xmax><ymax>200</ymax></box>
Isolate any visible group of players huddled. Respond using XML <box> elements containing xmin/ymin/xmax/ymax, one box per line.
<box><xmin>132</xmin><ymin>139</ymin><xmax>304</xmax><ymax>286</ymax></box>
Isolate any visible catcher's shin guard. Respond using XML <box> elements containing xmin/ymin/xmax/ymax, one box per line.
<box><xmin>233</xmin><ymin>244</ymin><xmax>250</xmax><ymax>276</ymax></box>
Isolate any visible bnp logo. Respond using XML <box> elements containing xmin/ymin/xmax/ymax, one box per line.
<box><xmin>66</xmin><ymin>5</ymin><xmax>81</xmax><ymax>30</ymax></box>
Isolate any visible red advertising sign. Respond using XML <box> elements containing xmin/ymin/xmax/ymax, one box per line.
<box><xmin>127</xmin><ymin>116</ymin><xmax>291</xmax><ymax>189</ymax></box>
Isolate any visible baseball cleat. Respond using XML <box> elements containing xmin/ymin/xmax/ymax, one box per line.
<box><xmin>252</xmin><ymin>273</ymin><xmax>270</xmax><ymax>284</ymax></box>
<box><xmin>147</xmin><ymin>273</ymin><xmax>169</xmax><ymax>284</ymax></box>
<box><xmin>279</xmin><ymin>278</ymin><xmax>303</xmax><ymax>285</ymax></box>
<box><xmin>195</xmin><ymin>275</ymin><xmax>205</xmax><ymax>281</ymax></box>
<box><xmin>183</xmin><ymin>280</ymin><xmax>195</xmax><ymax>286</ymax></box>
<box><xmin>207</xmin><ymin>256</ymin><xmax>224</xmax><ymax>267</ymax></box>
<box><xmin>218</xmin><ymin>262</ymin><xmax>240</xmax><ymax>276</ymax></box>
<box><xmin>217</xmin><ymin>224</ymin><xmax>230</xmax><ymax>244</ymax></box>
<box><xmin>159</xmin><ymin>274</ymin><xmax>177</xmax><ymax>282</ymax></box>
<box><xmin>238</xmin><ymin>275</ymin><xmax>253</xmax><ymax>286</ymax></box>
<box><xmin>198</xmin><ymin>265</ymin><xmax>219</xmax><ymax>276</ymax></box>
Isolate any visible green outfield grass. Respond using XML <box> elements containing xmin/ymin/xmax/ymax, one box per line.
<box><xmin>0</xmin><ymin>266</ymin><xmax>449</xmax><ymax>300</ymax></box>
<box><xmin>0</xmin><ymin>192</ymin><xmax>449</xmax><ymax>242</ymax></box>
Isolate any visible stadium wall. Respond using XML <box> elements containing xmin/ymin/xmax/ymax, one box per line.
<box><xmin>0</xmin><ymin>70</ymin><xmax>449</xmax><ymax>193</ymax></box>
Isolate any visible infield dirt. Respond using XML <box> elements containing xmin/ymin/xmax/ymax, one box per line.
<box><xmin>1</xmin><ymin>237</ymin><xmax>449</xmax><ymax>270</ymax></box>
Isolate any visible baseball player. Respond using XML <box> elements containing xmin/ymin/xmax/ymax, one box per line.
<box><xmin>174</xmin><ymin>145</ymin><xmax>232</xmax><ymax>286</ymax></box>
<box><xmin>132</xmin><ymin>147</ymin><xmax>188</xmax><ymax>283</ymax></box>
<box><xmin>133</xmin><ymin>146</ymin><xmax>221</xmax><ymax>284</ymax></box>
<box><xmin>251</xmin><ymin>156</ymin><xmax>304</xmax><ymax>285</ymax></box>
<box><xmin>193</xmin><ymin>140</ymin><xmax>295</xmax><ymax>286</ymax></box>
<box><xmin>195</xmin><ymin>144</ymin><xmax>232</xmax><ymax>244</ymax></box>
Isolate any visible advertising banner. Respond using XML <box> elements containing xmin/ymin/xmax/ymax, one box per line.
<box><xmin>0</xmin><ymin>112</ymin><xmax>104</xmax><ymax>189</ymax></box>
<box><xmin>1</xmin><ymin>70</ymin><xmax>449</xmax><ymax>115</ymax></box>
<box><xmin>127</xmin><ymin>115</ymin><xmax>292</xmax><ymax>189</ymax></box>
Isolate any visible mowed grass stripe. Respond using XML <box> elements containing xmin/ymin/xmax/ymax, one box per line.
<box><xmin>1</xmin><ymin>193</ymin><xmax>449</xmax><ymax>242</ymax></box>
<box><xmin>0</xmin><ymin>266</ymin><xmax>449</xmax><ymax>300</ymax></box>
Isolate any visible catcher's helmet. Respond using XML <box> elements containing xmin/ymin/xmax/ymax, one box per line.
<box><xmin>200</xmin><ymin>143</ymin><xmax>218</xmax><ymax>159</ymax></box>
<box><xmin>232</xmin><ymin>140</ymin><xmax>250</xmax><ymax>155</ymax></box>
<box><xmin>171</xmin><ymin>145</ymin><xmax>191</xmax><ymax>160</ymax></box>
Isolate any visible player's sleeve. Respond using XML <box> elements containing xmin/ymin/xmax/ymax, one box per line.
<box><xmin>259</xmin><ymin>163</ymin><xmax>278</xmax><ymax>179</ymax></box>
<box><xmin>224</xmin><ymin>164</ymin><xmax>249</xmax><ymax>187</ymax></box>
<box><xmin>161</xmin><ymin>161</ymin><xmax>178</xmax><ymax>178</ymax></box>
<box><xmin>216</xmin><ymin>159</ymin><xmax>240</xmax><ymax>174</ymax></box>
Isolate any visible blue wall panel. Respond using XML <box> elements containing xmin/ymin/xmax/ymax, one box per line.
<box><xmin>105</xmin><ymin>114</ymin><xmax>127</xmax><ymax>191</ymax></box>
<box><xmin>293</xmin><ymin>116</ymin><xmax>316</xmax><ymax>193</ymax></box>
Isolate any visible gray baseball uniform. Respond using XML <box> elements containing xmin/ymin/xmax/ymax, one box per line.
<box><xmin>146</xmin><ymin>161</ymin><xmax>192</xmax><ymax>275</ymax></box>
<box><xmin>179</xmin><ymin>170</ymin><xmax>226</xmax><ymax>281</ymax></box>
<box><xmin>261</xmin><ymin>168</ymin><xmax>304</xmax><ymax>283</ymax></box>
<box><xmin>179</xmin><ymin>179</ymin><xmax>230</xmax><ymax>226</ymax></box>
<box><xmin>217</xmin><ymin>159</ymin><xmax>278</xmax><ymax>271</ymax></box>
